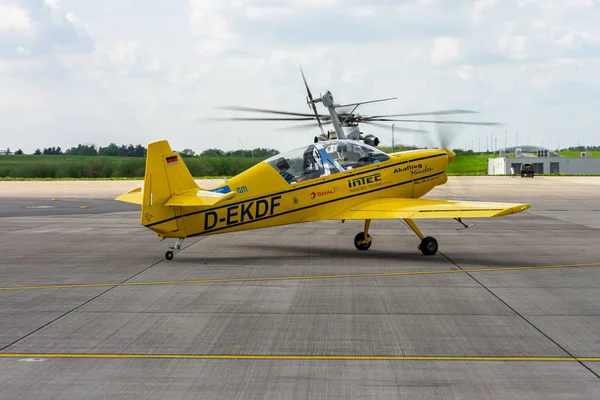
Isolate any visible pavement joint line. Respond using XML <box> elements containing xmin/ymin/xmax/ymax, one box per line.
<box><xmin>1</xmin><ymin>262</ymin><xmax>600</xmax><ymax>291</ymax></box>
<box><xmin>0</xmin><ymin>239</ymin><xmax>204</xmax><ymax>353</ymax></box>
<box><xmin>1</xmin><ymin>353</ymin><xmax>600</xmax><ymax>361</ymax></box>
<box><xmin>439</xmin><ymin>252</ymin><xmax>600</xmax><ymax>381</ymax></box>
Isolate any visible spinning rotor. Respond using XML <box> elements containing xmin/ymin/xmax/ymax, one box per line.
<box><xmin>203</xmin><ymin>65</ymin><xmax>503</xmax><ymax>149</ymax></box>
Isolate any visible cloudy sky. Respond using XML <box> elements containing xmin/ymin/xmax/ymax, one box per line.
<box><xmin>1</xmin><ymin>0</ymin><xmax>599</xmax><ymax>154</ymax></box>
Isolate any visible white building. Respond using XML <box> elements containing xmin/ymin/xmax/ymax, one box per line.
<box><xmin>488</xmin><ymin>155</ymin><xmax>600</xmax><ymax>175</ymax></box>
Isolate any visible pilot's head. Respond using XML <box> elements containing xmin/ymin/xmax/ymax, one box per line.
<box><xmin>276</xmin><ymin>157</ymin><xmax>290</xmax><ymax>171</ymax></box>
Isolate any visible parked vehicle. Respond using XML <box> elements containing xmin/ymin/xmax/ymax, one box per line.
<box><xmin>521</xmin><ymin>163</ymin><xmax>534</xmax><ymax>177</ymax></box>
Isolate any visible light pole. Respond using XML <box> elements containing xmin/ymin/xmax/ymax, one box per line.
<box><xmin>392</xmin><ymin>124</ymin><xmax>395</xmax><ymax>153</ymax></box>
<box><xmin>238</xmin><ymin>139</ymin><xmax>253</xmax><ymax>158</ymax></box>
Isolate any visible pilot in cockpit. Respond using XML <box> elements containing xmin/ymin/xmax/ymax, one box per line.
<box><xmin>275</xmin><ymin>157</ymin><xmax>297</xmax><ymax>184</ymax></box>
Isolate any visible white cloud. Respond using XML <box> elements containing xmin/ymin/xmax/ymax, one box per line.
<box><xmin>16</xmin><ymin>45</ymin><xmax>31</xmax><ymax>55</ymax></box>
<box><xmin>497</xmin><ymin>35</ymin><xmax>529</xmax><ymax>58</ymax></box>
<box><xmin>0</xmin><ymin>3</ymin><xmax>32</xmax><ymax>33</ymax></box>
<box><xmin>189</xmin><ymin>0</ymin><xmax>237</xmax><ymax>53</ymax></box>
<box><xmin>430</xmin><ymin>36</ymin><xmax>461</xmax><ymax>66</ymax></box>
<box><xmin>472</xmin><ymin>0</ymin><xmax>498</xmax><ymax>25</ymax></box>
<box><xmin>456</xmin><ymin>64</ymin><xmax>475</xmax><ymax>80</ymax></box>
<box><xmin>2</xmin><ymin>0</ymin><xmax>600</xmax><ymax>153</ymax></box>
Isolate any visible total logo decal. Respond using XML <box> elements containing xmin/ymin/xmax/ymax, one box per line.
<box><xmin>310</xmin><ymin>189</ymin><xmax>336</xmax><ymax>200</ymax></box>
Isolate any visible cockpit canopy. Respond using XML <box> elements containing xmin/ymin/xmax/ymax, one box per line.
<box><xmin>265</xmin><ymin>140</ymin><xmax>390</xmax><ymax>184</ymax></box>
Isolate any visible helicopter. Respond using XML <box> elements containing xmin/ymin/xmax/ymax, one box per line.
<box><xmin>204</xmin><ymin>64</ymin><xmax>503</xmax><ymax>150</ymax></box>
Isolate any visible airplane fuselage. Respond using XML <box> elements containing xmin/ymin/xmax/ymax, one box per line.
<box><xmin>145</xmin><ymin>149</ymin><xmax>452</xmax><ymax>239</ymax></box>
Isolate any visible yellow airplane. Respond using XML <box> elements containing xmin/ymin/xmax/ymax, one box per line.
<box><xmin>116</xmin><ymin>138</ymin><xmax>530</xmax><ymax>260</ymax></box>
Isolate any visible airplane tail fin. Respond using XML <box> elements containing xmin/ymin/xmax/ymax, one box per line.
<box><xmin>116</xmin><ymin>140</ymin><xmax>199</xmax><ymax>236</ymax></box>
<box><xmin>141</xmin><ymin>140</ymin><xmax>199</xmax><ymax>235</ymax></box>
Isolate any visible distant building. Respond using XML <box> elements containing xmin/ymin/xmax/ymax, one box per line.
<box><xmin>0</xmin><ymin>149</ymin><xmax>10</xmax><ymax>155</ymax></box>
<box><xmin>488</xmin><ymin>153</ymin><xmax>600</xmax><ymax>175</ymax></box>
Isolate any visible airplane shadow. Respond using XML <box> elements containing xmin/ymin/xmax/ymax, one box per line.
<box><xmin>176</xmin><ymin>242</ymin><xmax>554</xmax><ymax>269</ymax></box>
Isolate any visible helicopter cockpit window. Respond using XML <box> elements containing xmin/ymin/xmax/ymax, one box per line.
<box><xmin>265</xmin><ymin>140</ymin><xmax>388</xmax><ymax>184</ymax></box>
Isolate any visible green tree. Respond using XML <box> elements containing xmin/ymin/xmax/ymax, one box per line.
<box><xmin>180</xmin><ymin>149</ymin><xmax>196</xmax><ymax>157</ymax></box>
<box><xmin>200</xmin><ymin>148</ymin><xmax>224</xmax><ymax>157</ymax></box>
<box><xmin>99</xmin><ymin>143</ymin><xmax>119</xmax><ymax>156</ymax></box>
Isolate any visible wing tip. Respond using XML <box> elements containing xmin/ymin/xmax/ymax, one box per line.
<box><xmin>115</xmin><ymin>187</ymin><xmax>143</xmax><ymax>204</ymax></box>
<box><xmin>495</xmin><ymin>203</ymin><xmax>531</xmax><ymax>216</ymax></box>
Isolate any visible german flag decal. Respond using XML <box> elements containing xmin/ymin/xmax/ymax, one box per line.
<box><xmin>166</xmin><ymin>155</ymin><xmax>178</xmax><ymax>165</ymax></box>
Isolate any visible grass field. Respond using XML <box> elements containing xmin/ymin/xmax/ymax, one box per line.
<box><xmin>556</xmin><ymin>150</ymin><xmax>597</xmax><ymax>157</ymax></box>
<box><xmin>0</xmin><ymin>155</ymin><xmax>260</xmax><ymax>179</ymax></box>
<box><xmin>0</xmin><ymin>150</ymin><xmax>596</xmax><ymax>179</ymax></box>
<box><xmin>0</xmin><ymin>152</ymin><xmax>492</xmax><ymax>179</ymax></box>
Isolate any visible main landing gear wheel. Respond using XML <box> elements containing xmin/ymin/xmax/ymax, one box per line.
<box><xmin>354</xmin><ymin>232</ymin><xmax>372</xmax><ymax>251</ymax></box>
<box><xmin>419</xmin><ymin>236</ymin><xmax>438</xmax><ymax>256</ymax></box>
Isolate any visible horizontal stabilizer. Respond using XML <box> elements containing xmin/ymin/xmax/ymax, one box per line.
<box><xmin>115</xmin><ymin>187</ymin><xmax>143</xmax><ymax>205</ymax></box>
<box><xmin>164</xmin><ymin>189</ymin><xmax>236</xmax><ymax>207</ymax></box>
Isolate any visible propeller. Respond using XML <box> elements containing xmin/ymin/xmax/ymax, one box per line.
<box><xmin>420</xmin><ymin>114</ymin><xmax>460</xmax><ymax>152</ymax></box>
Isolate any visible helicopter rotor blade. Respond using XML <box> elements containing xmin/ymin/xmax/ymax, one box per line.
<box><xmin>276</xmin><ymin>120</ymin><xmax>334</xmax><ymax>131</ymax></box>
<box><xmin>299</xmin><ymin>63</ymin><xmax>325</xmax><ymax>135</ymax></box>
<box><xmin>333</xmin><ymin>97</ymin><xmax>398</xmax><ymax>109</ymax></box>
<box><xmin>368</xmin><ymin>109</ymin><xmax>479</xmax><ymax>118</ymax></box>
<box><xmin>200</xmin><ymin>117</ymin><xmax>318</xmax><ymax>121</ymax></box>
<box><xmin>216</xmin><ymin>106</ymin><xmax>327</xmax><ymax>118</ymax></box>
<box><xmin>364</xmin><ymin>118</ymin><xmax>504</xmax><ymax>126</ymax></box>
<box><xmin>362</xmin><ymin>121</ymin><xmax>428</xmax><ymax>133</ymax></box>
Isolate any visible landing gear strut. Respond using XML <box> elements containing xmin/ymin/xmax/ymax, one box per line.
<box><xmin>404</xmin><ymin>219</ymin><xmax>438</xmax><ymax>256</ymax></box>
<box><xmin>165</xmin><ymin>238</ymin><xmax>184</xmax><ymax>260</ymax></box>
<box><xmin>354</xmin><ymin>219</ymin><xmax>372</xmax><ymax>250</ymax></box>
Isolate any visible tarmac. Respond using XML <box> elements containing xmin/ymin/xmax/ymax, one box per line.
<box><xmin>1</xmin><ymin>176</ymin><xmax>600</xmax><ymax>399</ymax></box>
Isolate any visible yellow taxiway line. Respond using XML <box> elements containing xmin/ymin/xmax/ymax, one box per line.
<box><xmin>1</xmin><ymin>262</ymin><xmax>600</xmax><ymax>292</ymax></box>
<box><xmin>1</xmin><ymin>353</ymin><xmax>600</xmax><ymax>362</ymax></box>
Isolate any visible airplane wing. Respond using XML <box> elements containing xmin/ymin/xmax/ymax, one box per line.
<box><xmin>334</xmin><ymin>198</ymin><xmax>530</xmax><ymax>220</ymax></box>
<box><xmin>115</xmin><ymin>187</ymin><xmax>235</xmax><ymax>207</ymax></box>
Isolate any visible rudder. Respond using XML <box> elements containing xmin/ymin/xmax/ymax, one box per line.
<box><xmin>141</xmin><ymin>140</ymin><xmax>199</xmax><ymax>236</ymax></box>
